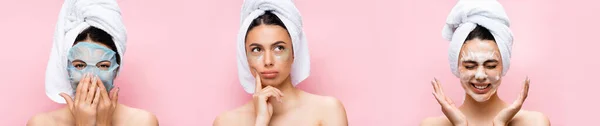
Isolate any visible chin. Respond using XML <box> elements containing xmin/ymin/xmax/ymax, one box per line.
<box><xmin>260</xmin><ymin>79</ymin><xmax>284</xmax><ymax>86</ymax></box>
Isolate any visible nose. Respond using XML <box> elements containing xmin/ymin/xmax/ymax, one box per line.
<box><xmin>475</xmin><ymin>67</ymin><xmax>487</xmax><ymax>82</ymax></box>
<box><xmin>263</xmin><ymin>51</ymin><xmax>274</xmax><ymax>67</ymax></box>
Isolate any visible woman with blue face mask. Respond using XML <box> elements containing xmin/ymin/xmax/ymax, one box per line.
<box><xmin>27</xmin><ymin>0</ymin><xmax>157</xmax><ymax>125</ymax></box>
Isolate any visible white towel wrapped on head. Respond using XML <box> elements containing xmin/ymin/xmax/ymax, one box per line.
<box><xmin>237</xmin><ymin>0</ymin><xmax>310</xmax><ymax>94</ymax></box>
<box><xmin>442</xmin><ymin>0</ymin><xmax>514</xmax><ymax>77</ymax></box>
<box><xmin>46</xmin><ymin>0</ymin><xmax>126</xmax><ymax>104</ymax></box>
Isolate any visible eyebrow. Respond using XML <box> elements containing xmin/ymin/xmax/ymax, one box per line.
<box><xmin>249</xmin><ymin>43</ymin><xmax>262</xmax><ymax>47</ymax></box>
<box><xmin>249</xmin><ymin>41</ymin><xmax>287</xmax><ymax>47</ymax></box>
<box><xmin>272</xmin><ymin>41</ymin><xmax>286</xmax><ymax>46</ymax></box>
<box><xmin>72</xmin><ymin>60</ymin><xmax>85</xmax><ymax>63</ymax></box>
<box><xmin>462</xmin><ymin>60</ymin><xmax>477</xmax><ymax>64</ymax></box>
<box><xmin>484</xmin><ymin>59</ymin><xmax>499</xmax><ymax>64</ymax></box>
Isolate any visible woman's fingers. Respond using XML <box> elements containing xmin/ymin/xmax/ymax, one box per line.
<box><xmin>86</xmin><ymin>76</ymin><xmax>98</xmax><ymax>103</ymax></box>
<box><xmin>432</xmin><ymin>78</ymin><xmax>449</xmax><ymax>105</ymax></box>
<box><xmin>434</xmin><ymin>78</ymin><xmax>446</xmax><ymax>95</ymax></box>
<box><xmin>269</xmin><ymin>87</ymin><xmax>284</xmax><ymax>102</ymax></box>
<box><xmin>253</xmin><ymin>68</ymin><xmax>263</xmax><ymax>94</ymax></box>
<box><xmin>74</xmin><ymin>73</ymin><xmax>89</xmax><ymax>104</ymax></box>
<box><xmin>261</xmin><ymin>90</ymin><xmax>281</xmax><ymax>103</ymax></box>
<box><xmin>521</xmin><ymin>77</ymin><xmax>530</xmax><ymax>103</ymax></box>
<box><xmin>431</xmin><ymin>80</ymin><xmax>445</xmax><ymax>104</ymax></box>
<box><xmin>60</xmin><ymin>93</ymin><xmax>74</xmax><ymax>111</ymax></box>
<box><xmin>95</xmin><ymin>76</ymin><xmax>111</xmax><ymax>103</ymax></box>
<box><xmin>111</xmin><ymin>87</ymin><xmax>119</xmax><ymax>104</ymax></box>
<box><xmin>445</xmin><ymin>95</ymin><xmax>456</xmax><ymax>106</ymax></box>
<box><xmin>79</xmin><ymin>73</ymin><xmax>92</xmax><ymax>103</ymax></box>
<box><xmin>259</xmin><ymin>86</ymin><xmax>283</xmax><ymax>103</ymax></box>
<box><xmin>432</xmin><ymin>92</ymin><xmax>445</xmax><ymax>105</ymax></box>
<box><xmin>271</xmin><ymin>87</ymin><xmax>284</xmax><ymax>97</ymax></box>
<box><xmin>431</xmin><ymin>80</ymin><xmax>438</xmax><ymax>93</ymax></box>
<box><xmin>511</xmin><ymin>77</ymin><xmax>531</xmax><ymax>109</ymax></box>
<box><xmin>92</xmin><ymin>88</ymin><xmax>101</xmax><ymax>107</ymax></box>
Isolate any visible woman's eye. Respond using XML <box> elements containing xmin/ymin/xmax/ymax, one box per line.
<box><xmin>274</xmin><ymin>46</ymin><xmax>285</xmax><ymax>51</ymax></box>
<box><xmin>74</xmin><ymin>64</ymin><xmax>86</xmax><ymax>68</ymax></box>
<box><xmin>465</xmin><ymin>65</ymin><xmax>475</xmax><ymax>70</ymax></box>
<box><xmin>251</xmin><ymin>47</ymin><xmax>261</xmax><ymax>52</ymax></box>
<box><xmin>486</xmin><ymin>65</ymin><xmax>497</xmax><ymax>69</ymax></box>
<box><xmin>99</xmin><ymin>64</ymin><xmax>110</xmax><ymax>68</ymax></box>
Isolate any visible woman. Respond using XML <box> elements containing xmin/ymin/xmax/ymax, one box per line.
<box><xmin>421</xmin><ymin>0</ymin><xmax>550</xmax><ymax>126</ymax></box>
<box><xmin>213</xmin><ymin>0</ymin><xmax>347</xmax><ymax>125</ymax></box>
<box><xmin>27</xmin><ymin>0</ymin><xmax>157</xmax><ymax>125</ymax></box>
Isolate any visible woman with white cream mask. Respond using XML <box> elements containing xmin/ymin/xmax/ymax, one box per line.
<box><xmin>27</xmin><ymin>0</ymin><xmax>157</xmax><ymax>125</ymax></box>
<box><xmin>213</xmin><ymin>0</ymin><xmax>347</xmax><ymax>125</ymax></box>
<box><xmin>421</xmin><ymin>0</ymin><xmax>550</xmax><ymax>126</ymax></box>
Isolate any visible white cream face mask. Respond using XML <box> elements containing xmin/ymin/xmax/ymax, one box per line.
<box><xmin>458</xmin><ymin>42</ymin><xmax>502</xmax><ymax>102</ymax></box>
<box><xmin>67</xmin><ymin>42</ymin><xmax>119</xmax><ymax>92</ymax></box>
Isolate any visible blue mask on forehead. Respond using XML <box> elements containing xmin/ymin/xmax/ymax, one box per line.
<box><xmin>67</xmin><ymin>42</ymin><xmax>119</xmax><ymax>92</ymax></box>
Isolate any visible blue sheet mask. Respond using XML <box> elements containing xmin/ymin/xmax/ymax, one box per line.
<box><xmin>67</xmin><ymin>42</ymin><xmax>119</xmax><ymax>91</ymax></box>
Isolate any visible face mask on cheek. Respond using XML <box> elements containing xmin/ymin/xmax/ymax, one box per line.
<box><xmin>67</xmin><ymin>42</ymin><xmax>119</xmax><ymax>92</ymax></box>
<box><xmin>459</xmin><ymin>51</ymin><xmax>502</xmax><ymax>102</ymax></box>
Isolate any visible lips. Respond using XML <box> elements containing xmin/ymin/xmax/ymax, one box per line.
<box><xmin>470</xmin><ymin>82</ymin><xmax>491</xmax><ymax>94</ymax></box>
<box><xmin>260</xmin><ymin>70</ymin><xmax>279</xmax><ymax>79</ymax></box>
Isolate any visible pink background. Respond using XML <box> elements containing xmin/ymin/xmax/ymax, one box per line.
<box><xmin>0</xmin><ymin>0</ymin><xmax>598</xmax><ymax>125</ymax></box>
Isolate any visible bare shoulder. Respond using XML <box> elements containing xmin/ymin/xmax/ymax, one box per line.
<box><xmin>420</xmin><ymin>116</ymin><xmax>452</xmax><ymax>126</ymax></box>
<box><xmin>27</xmin><ymin>108</ymin><xmax>71</xmax><ymax>126</ymax></box>
<box><xmin>304</xmin><ymin>93</ymin><xmax>348</xmax><ymax>125</ymax></box>
<box><xmin>119</xmin><ymin>105</ymin><xmax>158</xmax><ymax>126</ymax></box>
<box><xmin>27</xmin><ymin>112</ymin><xmax>55</xmax><ymax>126</ymax></box>
<box><xmin>511</xmin><ymin>110</ymin><xmax>550</xmax><ymax>126</ymax></box>
<box><xmin>213</xmin><ymin>103</ymin><xmax>255</xmax><ymax>126</ymax></box>
<box><xmin>310</xmin><ymin>94</ymin><xmax>345</xmax><ymax>109</ymax></box>
<box><xmin>27</xmin><ymin>107</ymin><xmax>73</xmax><ymax>126</ymax></box>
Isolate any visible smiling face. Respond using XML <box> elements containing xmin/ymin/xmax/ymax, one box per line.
<box><xmin>458</xmin><ymin>38</ymin><xmax>503</xmax><ymax>102</ymax></box>
<box><xmin>245</xmin><ymin>24</ymin><xmax>294</xmax><ymax>87</ymax></box>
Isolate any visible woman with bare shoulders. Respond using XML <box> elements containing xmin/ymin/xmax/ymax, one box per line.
<box><xmin>27</xmin><ymin>0</ymin><xmax>157</xmax><ymax>125</ymax></box>
<box><xmin>421</xmin><ymin>0</ymin><xmax>550</xmax><ymax>126</ymax></box>
<box><xmin>213</xmin><ymin>0</ymin><xmax>348</xmax><ymax>126</ymax></box>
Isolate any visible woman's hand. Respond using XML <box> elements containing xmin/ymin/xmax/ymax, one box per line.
<box><xmin>252</xmin><ymin>69</ymin><xmax>284</xmax><ymax>126</ymax></box>
<box><xmin>60</xmin><ymin>73</ymin><xmax>101</xmax><ymax>126</ymax></box>
<box><xmin>95</xmin><ymin>76</ymin><xmax>119</xmax><ymax>126</ymax></box>
<box><xmin>431</xmin><ymin>78</ymin><xmax>468</xmax><ymax>126</ymax></box>
<box><xmin>493</xmin><ymin>77</ymin><xmax>530</xmax><ymax>126</ymax></box>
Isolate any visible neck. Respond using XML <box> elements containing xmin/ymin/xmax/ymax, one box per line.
<box><xmin>270</xmin><ymin>75</ymin><xmax>301</xmax><ymax>115</ymax></box>
<box><xmin>459</xmin><ymin>92</ymin><xmax>507</xmax><ymax>120</ymax></box>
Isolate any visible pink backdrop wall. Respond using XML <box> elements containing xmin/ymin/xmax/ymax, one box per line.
<box><xmin>1</xmin><ymin>0</ymin><xmax>597</xmax><ymax>125</ymax></box>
